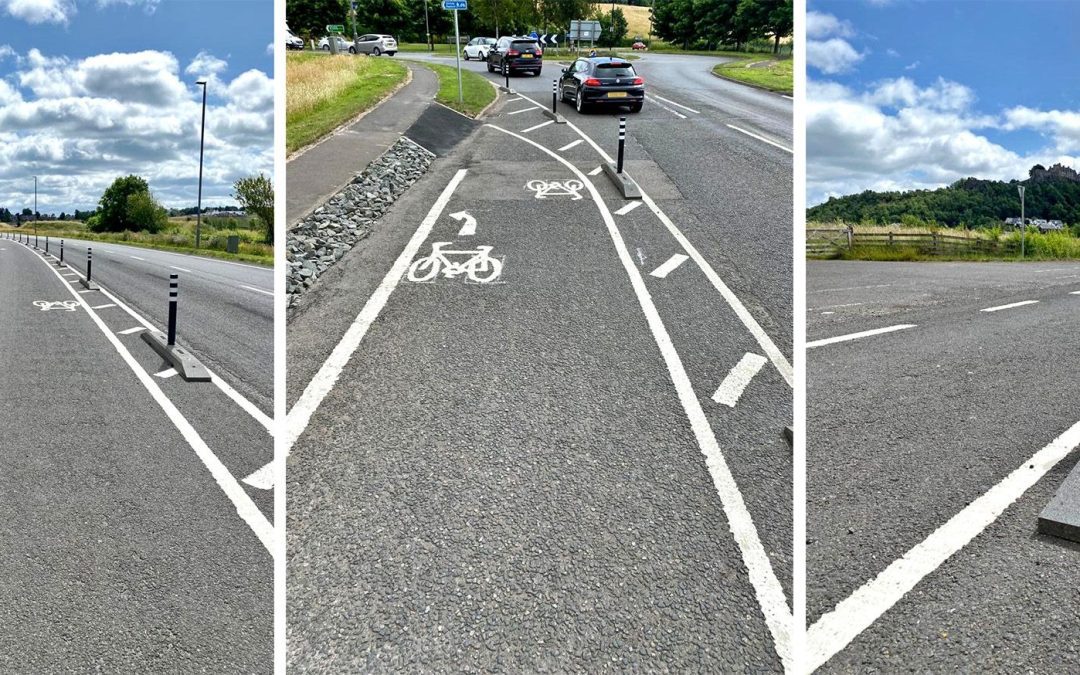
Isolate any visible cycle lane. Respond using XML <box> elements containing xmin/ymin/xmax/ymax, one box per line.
<box><xmin>287</xmin><ymin>123</ymin><xmax>787</xmax><ymax>670</ymax></box>
<box><xmin>0</xmin><ymin>241</ymin><xmax>271</xmax><ymax>672</ymax></box>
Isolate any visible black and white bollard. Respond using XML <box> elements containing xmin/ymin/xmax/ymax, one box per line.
<box><xmin>58</xmin><ymin>239</ymin><xmax>64</xmax><ymax>266</ymax></box>
<box><xmin>600</xmin><ymin>115</ymin><xmax>641</xmax><ymax>199</ymax></box>
<box><xmin>552</xmin><ymin>80</ymin><xmax>558</xmax><ymax>113</ymax></box>
<box><xmin>504</xmin><ymin>68</ymin><xmax>509</xmax><ymax>90</ymax></box>
<box><xmin>45</xmin><ymin>236</ymin><xmax>49</xmax><ymax>255</ymax></box>
<box><xmin>86</xmin><ymin>247</ymin><xmax>92</xmax><ymax>282</ymax></box>
<box><xmin>34</xmin><ymin>233</ymin><xmax>38</xmax><ymax>248</ymax></box>
<box><xmin>617</xmin><ymin>116</ymin><xmax>626</xmax><ymax>174</ymax></box>
<box><xmin>167</xmin><ymin>274</ymin><xmax>178</xmax><ymax>346</ymax></box>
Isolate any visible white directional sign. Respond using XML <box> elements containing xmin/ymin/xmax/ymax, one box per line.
<box><xmin>449</xmin><ymin>211</ymin><xmax>477</xmax><ymax>236</ymax></box>
<box><xmin>526</xmin><ymin>179</ymin><xmax>584</xmax><ymax>200</ymax></box>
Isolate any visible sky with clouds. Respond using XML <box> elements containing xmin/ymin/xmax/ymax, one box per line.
<box><xmin>807</xmin><ymin>0</ymin><xmax>1080</xmax><ymax>205</ymax></box>
<box><xmin>0</xmin><ymin>0</ymin><xmax>273</xmax><ymax>214</ymax></box>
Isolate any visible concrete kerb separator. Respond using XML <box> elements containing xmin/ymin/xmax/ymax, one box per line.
<box><xmin>602</xmin><ymin>116</ymin><xmax>642</xmax><ymax>199</ymax></box>
<box><xmin>1038</xmin><ymin>456</ymin><xmax>1080</xmax><ymax>544</ymax></box>
<box><xmin>141</xmin><ymin>272</ymin><xmax>211</xmax><ymax>382</ymax></box>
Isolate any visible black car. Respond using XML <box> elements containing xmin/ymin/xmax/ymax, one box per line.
<box><xmin>559</xmin><ymin>57</ymin><xmax>645</xmax><ymax>113</ymax></box>
<box><xmin>486</xmin><ymin>36</ymin><xmax>543</xmax><ymax>76</ymax></box>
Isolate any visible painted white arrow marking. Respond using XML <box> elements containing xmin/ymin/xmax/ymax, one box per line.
<box><xmin>450</xmin><ymin>211</ymin><xmax>477</xmax><ymax>236</ymax></box>
<box><xmin>242</xmin><ymin>461</ymin><xmax>275</xmax><ymax>490</ymax></box>
<box><xmin>712</xmin><ymin>353</ymin><xmax>768</xmax><ymax>407</ymax></box>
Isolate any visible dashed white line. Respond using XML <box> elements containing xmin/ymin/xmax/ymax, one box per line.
<box><xmin>646</xmin><ymin>96</ymin><xmax>687</xmax><ymax>119</ymax></box>
<box><xmin>726</xmin><ymin>124</ymin><xmax>792</xmax><ymax>153</ymax></box>
<box><xmin>649</xmin><ymin>253</ymin><xmax>689</xmax><ymax>278</ymax></box>
<box><xmin>1071</xmin><ymin>291</ymin><xmax>1080</xmax><ymax>295</ymax></box>
<box><xmin>507</xmin><ymin>106</ymin><xmax>539</xmax><ymax>115</ymax></box>
<box><xmin>129</xmin><ymin>255</ymin><xmax>145</xmax><ymax>261</ymax></box>
<box><xmin>170</xmin><ymin>265</ymin><xmax>192</xmax><ymax>273</ymax></box>
<box><xmin>614</xmin><ymin>201</ymin><xmax>643</xmax><ymax>216</ymax></box>
<box><xmin>558</xmin><ymin>139</ymin><xmax>583</xmax><ymax>152</ymax></box>
<box><xmin>981</xmin><ymin>300</ymin><xmax>1039</xmax><ymax>312</ymax></box>
<box><xmin>807</xmin><ymin>419</ymin><xmax>1080</xmax><ymax>672</ymax></box>
<box><xmin>649</xmin><ymin>93</ymin><xmax>700</xmax><ymax>114</ymax></box>
<box><xmin>588</xmin><ymin>166</ymin><xmax>603</xmax><ymax>176</ymax></box>
<box><xmin>155</xmin><ymin>368</ymin><xmax>179</xmax><ymax>379</ymax></box>
<box><xmin>711</xmin><ymin>353</ymin><xmax>768</xmax><ymax>407</ymax></box>
<box><xmin>521</xmin><ymin>120</ymin><xmax>554</xmax><ymax>134</ymax></box>
<box><xmin>118</xmin><ymin>326</ymin><xmax>145</xmax><ymax>335</ymax></box>
<box><xmin>240</xmin><ymin>284</ymin><xmax>274</xmax><ymax>297</ymax></box>
<box><xmin>91</xmin><ymin>303</ymin><xmax>116</xmax><ymax>309</ymax></box>
<box><xmin>807</xmin><ymin>324</ymin><xmax>917</xmax><ymax>349</ymax></box>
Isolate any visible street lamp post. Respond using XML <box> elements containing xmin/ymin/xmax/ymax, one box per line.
<box><xmin>1018</xmin><ymin>185</ymin><xmax>1026</xmax><ymax>259</ymax></box>
<box><xmin>424</xmin><ymin>0</ymin><xmax>432</xmax><ymax>51</ymax></box>
<box><xmin>195</xmin><ymin>80</ymin><xmax>207</xmax><ymax>250</ymax></box>
<box><xmin>33</xmin><ymin>175</ymin><xmax>37</xmax><ymax>240</ymax></box>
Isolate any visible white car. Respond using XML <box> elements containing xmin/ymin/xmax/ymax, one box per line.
<box><xmin>354</xmin><ymin>34</ymin><xmax>398</xmax><ymax>56</ymax></box>
<box><xmin>317</xmin><ymin>36</ymin><xmax>355</xmax><ymax>53</ymax></box>
<box><xmin>462</xmin><ymin>37</ymin><xmax>496</xmax><ymax>61</ymax></box>
<box><xmin>285</xmin><ymin>28</ymin><xmax>304</xmax><ymax>50</ymax></box>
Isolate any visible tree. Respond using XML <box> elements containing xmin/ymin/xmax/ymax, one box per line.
<box><xmin>652</xmin><ymin>0</ymin><xmax>697</xmax><ymax>49</ymax></box>
<box><xmin>126</xmin><ymin>191</ymin><xmax>168</xmax><ymax>233</ymax></box>
<box><xmin>234</xmin><ymin>174</ymin><xmax>275</xmax><ymax>244</ymax></box>
<box><xmin>593</xmin><ymin>7</ymin><xmax>628</xmax><ymax>48</ymax></box>
<box><xmin>287</xmin><ymin>0</ymin><xmax>347</xmax><ymax>39</ymax></box>
<box><xmin>97</xmin><ymin>175</ymin><xmax>151</xmax><ymax>232</ymax></box>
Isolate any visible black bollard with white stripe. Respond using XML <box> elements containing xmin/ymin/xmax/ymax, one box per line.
<box><xmin>167</xmin><ymin>273</ymin><xmax>178</xmax><ymax>346</ymax></box>
<box><xmin>45</xmin><ymin>236</ymin><xmax>49</xmax><ymax>255</ymax></box>
<box><xmin>617</xmin><ymin>116</ymin><xmax>626</xmax><ymax>174</ymax></box>
<box><xmin>86</xmin><ymin>247</ymin><xmax>92</xmax><ymax>283</ymax></box>
<box><xmin>34</xmin><ymin>233</ymin><xmax>38</xmax><ymax>248</ymax></box>
<box><xmin>504</xmin><ymin>67</ymin><xmax>509</xmax><ymax>90</ymax></box>
<box><xmin>552</xmin><ymin>79</ymin><xmax>558</xmax><ymax>113</ymax></box>
<box><xmin>59</xmin><ymin>239</ymin><xmax>64</xmax><ymax>266</ymax></box>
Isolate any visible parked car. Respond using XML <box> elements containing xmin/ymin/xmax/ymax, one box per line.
<box><xmin>317</xmin><ymin>36</ymin><xmax>354</xmax><ymax>53</ymax></box>
<box><xmin>354</xmin><ymin>34</ymin><xmax>398</xmax><ymax>56</ymax></box>
<box><xmin>487</xmin><ymin>36</ymin><xmax>543</xmax><ymax>76</ymax></box>
<box><xmin>285</xmin><ymin>28</ymin><xmax>304</xmax><ymax>50</ymax></box>
<box><xmin>631</xmin><ymin>41</ymin><xmax>647</xmax><ymax>50</ymax></box>
<box><xmin>463</xmin><ymin>36</ymin><xmax>496</xmax><ymax>61</ymax></box>
<box><xmin>559</xmin><ymin>57</ymin><xmax>645</xmax><ymax>113</ymax></box>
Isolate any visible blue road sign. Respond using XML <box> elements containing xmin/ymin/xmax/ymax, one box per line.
<box><xmin>529</xmin><ymin>31</ymin><xmax>539</xmax><ymax>40</ymax></box>
<box><xmin>442</xmin><ymin>0</ymin><xmax>467</xmax><ymax>9</ymax></box>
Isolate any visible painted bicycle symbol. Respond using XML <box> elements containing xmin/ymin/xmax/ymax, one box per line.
<box><xmin>407</xmin><ymin>242</ymin><xmax>503</xmax><ymax>284</ymax></box>
<box><xmin>526</xmin><ymin>179</ymin><xmax>584</xmax><ymax>200</ymax></box>
<box><xmin>33</xmin><ymin>300</ymin><xmax>78</xmax><ymax>312</ymax></box>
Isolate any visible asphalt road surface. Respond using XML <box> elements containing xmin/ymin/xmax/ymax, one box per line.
<box><xmin>287</xmin><ymin>56</ymin><xmax>793</xmax><ymax>672</ymax></box>
<box><xmin>806</xmin><ymin>260</ymin><xmax>1080</xmax><ymax>672</ymax></box>
<box><xmin>0</xmin><ymin>238</ymin><xmax>272</xmax><ymax>672</ymax></box>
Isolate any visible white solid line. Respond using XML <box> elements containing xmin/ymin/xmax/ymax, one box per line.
<box><xmin>712</xmin><ymin>353</ymin><xmax>768</xmax><ymax>407</ymax></box>
<box><xmin>77</xmin><ymin>289</ymin><xmax>94</xmax><ymax>294</ymax></box>
<box><xmin>781</xmin><ymin>94</ymin><xmax>793</xmax><ymax>100</ymax></box>
<box><xmin>614</xmin><ymin>201</ymin><xmax>643</xmax><ymax>216</ymax></box>
<box><xmin>1071</xmin><ymin>291</ymin><xmax>1080</xmax><ymax>295</ymax></box>
<box><xmin>806</xmin><ymin>324</ymin><xmax>916</xmax><ymax>349</ymax></box>
<box><xmin>588</xmin><ymin>166</ymin><xmax>603</xmax><ymax>176</ymax></box>
<box><xmin>650</xmin><ymin>93</ymin><xmax>700</xmax><ymax>113</ymax></box>
<box><xmin>129</xmin><ymin>255</ymin><xmax>145</xmax><ymax>261</ymax></box>
<box><xmin>521</xmin><ymin>120</ymin><xmax>554</xmax><ymax>134</ymax></box>
<box><xmin>118</xmin><ymin>326</ymin><xmax>145</xmax><ymax>335</ymax></box>
<box><xmin>507</xmin><ymin>106</ymin><xmax>539</xmax><ymax>115</ymax></box>
<box><xmin>242</xmin><ymin>462</ymin><xmax>275</xmax><ymax>490</ymax></box>
<box><xmin>726</xmin><ymin>124</ymin><xmax>793</xmax><ymax>153</ymax></box>
<box><xmin>808</xmin><ymin>302</ymin><xmax>864</xmax><ymax>311</ymax></box>
<box><xmin>558</xmin><ymin>139</ymin><xmax>583</xmax><ymax>152</ymax></box>
<box><xmin>514</xmin><ymin>92</ymin><xmax>794</xmax><ymax>386</ymax></box>
<box><xmin>155</xmin><ymin>368</ymin><xmax>179</xmax><ymax>379</ymax></box>
<box><xmin>646</xmin><ymin>96</ymin><xmax>687</xmax><ymax>119</ymax></box>
<box><xmin>240</xmin><ymin>284</ymin><xmax>275</xmax><ymax>297</ymax></box>
<box><xmin>27</xmin><ymin>249</ymin><xmax>276</xmax><ymax>556</ymax></box>
<box><xmin>981</xmin><ymin>300</ymin><xmax>1039</xmax><ymax>312</ymax></box>
<box><xmin>807</xmin><ymin>419</ymin><xmax>1080</xmax><ymax>672</ymax></box>
<box><xmin>287</xmin><ymin>169</ymin><xmax>469</xmax><ymax>449</ymax></box>
<box><xmin>506</xmin><ymin>96</ymin><xmax>524</xmax><ymax>102</ymax></box>
<box><xmin>487</xmin><ymin>123</ymin><xmax>792</xmax><ymax>670</ymax></box>
<box><xmin>649</xmin><ymin>253</ymin><xmax>689</xmax><ymax>278</ymax></box>
<box><xmin>169</xmin><ymin>265</ymin><xmax>192</xmax><ymax>273</ymax></box>
<box><xmin>90</xmin><ymin>303</ymin><xmax>116</xmax><ymax>309</ymax></box>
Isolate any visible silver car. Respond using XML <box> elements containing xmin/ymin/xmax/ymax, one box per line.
<box><xmin>354</xmin><ymin>34</ymin><xmax>398</xmax><ymax>56</ymax></box>
<box><xmin>462</xmin><ymin>37</ymin><xmax>496</xmax><ymax>61</ymax></box>
<box><xmin>317</xmin><ymin>36</ymin><xmax>354</xmax><ymax>53</ymax></box>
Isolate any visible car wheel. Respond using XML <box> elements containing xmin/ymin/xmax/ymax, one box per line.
<box><xmin>321</xmin><ymin>45</ymin><xmax>329</xmax><ymax>51</ymax></box>
<box><xmin>576</xmin><ymin>86</ymin><xmax>586</xmax><ymax>113</ymax></box>
<box><xmin>462</xmin><ymin>51</ymin><xmax>469</xmax><ymax>60</ymax></box>
<box><xmin>373</xmin><ymin>47</ymin><xmax>381</xmax><ymax>56</ymax></box>
<box><xmin>480</xmin><ymin>51</ymin><xmax>487</xmax><ymax>60</ymax></box>
<box><xmin>349</xmin><ymin>47</ymin><xmax>356</xmax><ymax>54</ymax></box>
<box><xmin>630</xmin><ymin>102</ymin><xmax>643</xmax><ymax>113</ymax></box>
<box><xmin>487</xmin><ymin>60</ymin><xmax>494</xmax><ymax>72</ymax></box>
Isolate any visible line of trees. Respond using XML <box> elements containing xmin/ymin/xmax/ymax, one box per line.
<box><xmin>652</xmin><ymin>0</ymin><xmax>791</xmax><ymax>52</ymax></box>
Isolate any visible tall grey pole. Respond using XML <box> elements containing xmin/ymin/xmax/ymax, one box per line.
<box><xmin>33</xmin><ymin>175</ymin><xmax>37</xmax><ymax>240</ymax></box>
<box><xmin>196</xmin><ymin>80</ymin><xmax>207</xmax><ymax>249</ymax></box>
<box><xmin>1018</xmin><ymin>185</ymin><xmax>1025</xmax><ymax>259</ymax></box>
<box><xmin>454</xmin><ymin>9</ymin><xmax>463</xmax><ymax>104</ymax></box>
<box><xmin>424</xmin><ymin>0</ymin><xmax>432</xmax><ymax>51</ymax></box>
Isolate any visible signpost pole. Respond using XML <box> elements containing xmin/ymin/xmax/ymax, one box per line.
<box><xmin>454</xmin><ymin>8</ymin><xmax>463</xmax><ymax>104</ymax></box>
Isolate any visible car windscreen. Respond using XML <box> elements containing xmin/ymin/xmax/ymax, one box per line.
<box><xmin>595</xmin><ymin>63</ymin><xmax>635</xmax><ymax>77</ymax></box>
<box><xmin>510</xmin><ymin>41</ymin><xmax>539</xmax><ymax>51</ymax></box>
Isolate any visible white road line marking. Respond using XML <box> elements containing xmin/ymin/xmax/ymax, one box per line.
<box><xmin>169</xmin><ymin>265</ymin><xmax>192</xmax><ymax>273</ymax></box>
<box><xmin>506</xmin><ymin>96</ymin><xmax>523</xmax><ymax>102</ymax></box>
<box><xmin>810</xmin><ymin>284</ymin><xmax>892</xmax><ymax>293</ymax></box>
<box><xmin>507</xmin><ymin>106</ymin><xmax>539</xmax><ymax>115</ymax></box>
<box><xmin>981</xmin><ymin>300</ymin><xmax>1039</xmax><ymax>312</ymax></box>
<box><xmin>521</xmin><ymin>120</ymin><xmax>554</xmax><ymax>134</ymax></box>
<box><xmin>807</xmin><ymin>324</ymin><xmax>916</xmax><ymax>349</ymax></box>
<box><xmin>558</xmin><ymin>139</ymin><xmax>583</xmax><ymax>152</ymax></box>
<box><xmin>588</xmin><ymin>166</ymin><xmax>603</xmax><ymax>176</ymax></box>
<box><xmin>240</xmin><ymin>284</ymin><xmax>274</xmax><ymax>297</ymax></box>
<box><xmin>27</xmin><ymin>249</ymin><xmax>276</xmax><ymax>556</ymax></box>
<box><xmin>808</xmin><ymin>302</ymin><xmax>864</xmax><ymax>311</ymax></box>
<box><xmin>712</xmin><ymin>353</ymin><xmax>768</xmax><ymax>407</ymax></box>
<box><xmin>242</xmin><ymin>462</ymin><xmax>275</xmax><ymax>490</ymax></box>
<box><xmin>781</xmin><ymin>94</ymin><xmax>793</xmax><ymax>100</ymax></box>
<box><xmin>649</xmin><ymin>253</ymin><xmax>689</xmax><ymax>278</ymax></box>
<box><xmin>487</xmin><ymin>123</ymin><xmax>792</xmax><ymax>670</ymax></box>
<box><xmin>635</xmin><ymin>247</ymin><xmax>646</xmax><ymax>265</ymax></box>
<box><xmin>77</xmin><ymin>289</ymin><xmax>94</xmax><ymax>293</ymax></box>
<box><xmin>1071</xmin><ymin>291</ymin><xmax>1080</xmax><ymax>295</ymax></box>
<box><xmin>646</xmin><ymin>96</ymin><xmax>687</xmax><ymax>119</ymax></box>
<box><xmin>155</xmin><ymin>368</ymin><xmax>179</xmax><ymax>379</ymax></box>
<box><xmin>507</xmin><ymin>91</ymin><xmax>794</xmax><ymax>387</ymax></box>
<box><xmin>90</xmin><ymin>303</ymin><xmax>116</xmax><ymax>309</ymax></box>
<box><xmin>807</xmin><ymin>419</ymin><xmax>1080</xmax><ymax>672</ymax></box>
<box><xmin>614</xmin><ymin>201</ymin><xmax>643</xmax><ymax>216</ymax></box>
<box><xmin>650</xmin><ymin>93</ymin><xmax>699</xmax><ymax>113</ymax></box>
<box><xmin>287</xmin><ymin>169</ymin><xmax>469</xmax><ymax>449</ymax></box>
<box><xmin>726</xmin><ymin>124</ymin><xmax>793</xmax><ymax>153</ymax></box>
<box><xmin>129</xmin><ymin>255</ymin><xmax>145</xmax><ymax>261</ymax></box>
<box><xmin>118</xmin><ymin>326</ymin><xmax>145</xmax><ymax>335</ymax></box>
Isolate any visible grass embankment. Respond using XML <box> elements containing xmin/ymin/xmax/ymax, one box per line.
<box><xmin>812</xmin><ymin>224</ymin><xmax>1080</xmax><ymax>261</ymax></box>
<box><xmin>416</xmin><ymin>62</ymin><xmax>497</xmax><ymax>117</ymax></box>
<box><xmin>0</xmin><ymin>218</ymin><xmax>273</xmax><ymax>265</ymax></box>
<box><xmin>713</xmin><ymin>57</ymin><xmax>792</xmax><ymax>94</ymax></box>
<box><xmin>286</xmin><ymin>51</ymin><xmax>408</xmax><ymax>153</ymax></box>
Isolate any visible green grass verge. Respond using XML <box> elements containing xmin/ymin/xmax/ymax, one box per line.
<box><xmin>397</xmin><ymin>43</ymin><xmax>457</xmax><ymax>53</ymax></box>
<box><xmin>712</xmin><ymin>57</ymin><xmax>792</xmax><ymax>94</ymax></box>
<box><xmin>286</xmin><ymin>52</ymin><xmax>408</xmax><ymax>154</ymax></box>
<box><xmin>414</xmin><ymin>61</ymin><xmax>497</xmax><ymax>117</ymax></box>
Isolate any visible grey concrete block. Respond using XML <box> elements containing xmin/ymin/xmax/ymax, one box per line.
<box><xmin>602</xmin><ymin>162</ymin><xmax>642</xmax><ymax>199</ymax></box>
<box><xmin>1038</xmin><ymin>457</ymin><xmax>1080</xmax><ymax>543</ymax></box>
<box><xmin>141</xmin><ymin>330</ymin><xmax>212</xmax><ymax>382</ymax></box>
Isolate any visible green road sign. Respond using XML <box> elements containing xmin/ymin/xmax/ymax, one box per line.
<box><xmin>326</xmin><ymin>24</ymin><xmax>345</xmax><ymax>34</ymax></box>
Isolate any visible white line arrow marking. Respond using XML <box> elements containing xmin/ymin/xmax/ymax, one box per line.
<box><xmin>712</xmin><ymin>353</ymin><xmax>768</xmax><ymax>407</ymax></box>
<box><xmin>649</xmin><ymin>253</ymin><xmax>689</xmax><ymax>278</ymax></box>
<box><xmin>450</xmin><ymin>211</ymin><xmax>477</xmax><ymax>236</ymax></box>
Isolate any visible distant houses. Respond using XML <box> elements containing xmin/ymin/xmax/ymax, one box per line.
<box><xmin>1004</xmin><ymin>216</ymin><xmax>1065</xmax><ymax>232</ymax></box>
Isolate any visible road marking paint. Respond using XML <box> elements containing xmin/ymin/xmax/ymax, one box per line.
<box><xmin>450</xmin><ymin>210</ymin><xmax>477</xmax><ymax>236</ymax></box>
<box><xmin>242</xmin><ymin>462</ymin><xmax>275</xmax><ymax>490</ymax></box>
<box><xmin>807</xmin><ymin>324</ymin><xmax>916</xmax><ymax>349</ymax></box>
<box><xmin>1072</xmin><ymin>291</ymin><xmax>1080</xmax><ymax>295</ymax></box>
<box><xmin>807</xmin><ymin>419</ymin><xmax>1080</xmax><ymax>672</ymax></box>
<box><xmin>288</xmin><ymin>169</ymin><xmax>469</xmax><ymax>449</ymax></box>
<box><xmin>506</xmin><ymin>96</ymin><xmax>524</xmax><ymax>102</ymax></box>
<box><xmin>129</xmin><ymin>255</ymin><xmax>145</xmax><ymax>261</ymax></box>
<box><xmin>118</xmin><ymin>326</ymin><xmax>145</xmax><ymax>335</ymax></box>
<box><xmin>821</xmin><ymin>311</ymin><xmax>835</xmax><ymax>315</ymax></box>
<box><xmin>77</xmin><ymin>289</ymin><xmax>94</xmax><ymax>293</ymax></box>
<box><xmin>155</xmin><ymin>368</ymin><xmax>179</xmax><ymax>379</ymax></box>
<box><xmin>981</xmin><ymin>300</ymin><xmax>1039</xmax><ymax>312</ymax></box>
<box><xmin>507</xmin><ymin>106</ymin><xmax>539</xmax><ymax>115</ymax></box>
<box><xmin>614</xmin><ymin>201</ymin><xmax>643</xmax><ymax>216</ymax></box>
<box><xmin>588</xmin><ymin>166</ymin><xmax>603</xmax><ymax>176</ymax></box>
<box><xmin>90</xmin><ymin>303</ymin><xmax>116</xmax><ymax>309</ymax></box>
<box><xmin>239</xmin><ymin>284</ymin><xmax>274</xmax><ymax>297</ymax></box>
<box><xmin>635</xmin><ymin>248</ymin><xmax>646</xmax><ymax>266</ymax></box>
<box><xmin>808</xmin><ymin>302</ymin><xmax>864</xmax><ymax>311</ymax></box>
<box><xmin>781</xmin><ymin>94</ymin><xmax>793</xmax><ymax>100</ymax></box>
<box><xmin>810</xmin><ymin>284</ymin><xmax>892</xmax><ymax>293</ymax></box>
<box><xmin>527</xmin><ymin>179</ymin><xmax>584</xmax><ymax>200</ymax></box>
<box><xmin>27</xmin><ymin>248</ymin><xmax>276</xmax><ymax>556</ymax></box>
<box><xmin>514</xmin><ymin>92</ymin><xmax>794</xmax><ymax>386</ymax></box>
<box><xmin>169</xmin><ymin>265</ymin><xmax>192</xmax><ymax>273</ymax></box>
<box><xmin>62</xmin><ymin>272</ymin><xmax>77</xmax><ymax>276</ymax></box>
<box><xmin>521</xmin><ymin>120</ymin><xmax>554</xmax><ymax>134</ymax></box>
<box><xmin>650</xmin><ymin>93</ymin><xmax>700</xmax><ymax>113</ymax></box>
<box><xmin>558</xmin><ymin>139</ymin><xmax>583</xmax><ymax>152</ymax></box>
<box><xmin>649</xmin><ymin>253</ymin><xmax>689</xmax><ymax>278</ymax></box>
<box><xmin>646</xmin><ymin>96</ymin><xmax>687</xmax><ymax>119</ymax></box>
<box><xmin>487</xmin><ymin>123</ymin><xmax>792</xmax><ymax>670</ymax></box>
<box><xmin>726</xmin><ymin>124</ymin><xmax>792</xmax><ymax>153</ymax></box>
<box><xmin>712</xmin><ymin>353</ymin><xmax>768</xmax><ymax>407</ymax></box>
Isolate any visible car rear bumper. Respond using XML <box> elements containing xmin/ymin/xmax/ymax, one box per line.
<box><xmin>507</xmin><ymin>58</ymin><xmax>542</xmax><ymax>70</ymax></box>
<box><xmin>582</xmin><ymin>89</ymin><xmax>645</xmax><ymax>105</ymax></box>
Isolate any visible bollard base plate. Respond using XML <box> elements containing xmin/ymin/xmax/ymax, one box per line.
<box><xmin>141</xmin><ymin>330</ymin><xmax>212</xmax><ymax>382</ymax></box>
<box><xmin>1037</xmin><ymin>458</ymin><xmax>1080</xmax><ymax>543</ymax></box>
<box><xmin>602</xmin><ymin>162</ymin><xmax>642</xmax><ymax>199</ymax></box>
<box><xmin>499</xmin><ymin>86</ymin><xmax>516</xmax><ymax>94</ymax></box>
<box><xmin>542</xmin><ymin>109</ymin><xmax>567</xmax><ymax>124</ymax></box>
<box><xmin>79</xmin><ymin>278</ymin><xmax>98</xmax><ymax>290</ymax></box>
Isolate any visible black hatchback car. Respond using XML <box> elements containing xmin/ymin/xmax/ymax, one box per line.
<box><xmin>486</xmin><ymin>36</ymin><xmax>543</xmax><ymax>76</ymax></box>
<box><xmin>559</xmin><ymin>57</ymin><xmax>645</xmax><ymax>113</ymax></box>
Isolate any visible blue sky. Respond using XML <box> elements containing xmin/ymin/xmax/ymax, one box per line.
<box><xmin>807</xmin><ymin>0</ymin><xmax>1080</xmax><ymax>204</ymax></box>
<box><xmin>0</xmin><ymin>0</ymin><xmax>273</xmax><ymax>214</ymax></box>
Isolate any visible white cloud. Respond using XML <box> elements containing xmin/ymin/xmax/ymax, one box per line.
<box><xmin>1003</xmin><ymin>107</ymin><xmax>1080</xmax><ymax>153</ymax></box>
<box><xmin>807</xmin><ymin>38</ymin><xmax>864</xmax><ymax>74</ymax></box>
<box><xmin>2</xmin><ymin>0</ymin><xmax>73</xmax><ymax>24</ymax></box>
<box><xmin>807</xmin><ymin>11</ymin><xmax>853</xmax><ymax>39</ymax></box>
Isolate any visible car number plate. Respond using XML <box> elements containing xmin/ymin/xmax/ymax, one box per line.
<box><xmin>522</xmin><ymin>54</ymin><xmax>534</xmax><ymax>58</ymax></box>
<box><xmin>607</xmin><ymin>91</ymin><xmax>628</xmax><ymax>98</ymax></box>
